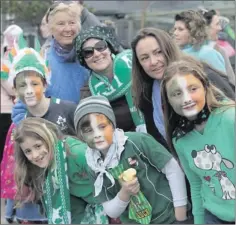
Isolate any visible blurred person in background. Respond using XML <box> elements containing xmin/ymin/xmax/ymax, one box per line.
<box><xmin>200</xmin><ymin>8</ymin><xmax>235</xmax><ymax>86</ymax></box>
<box><xmin>40</xmin><ymin>12</ymin><xmax>52</xmax><ymax>59</ymax></box>
<box><xmin>0</xmin><ymin>25</ymin><xmax>23</xmax><ymax>162</ymax></box>
<box><xmin>173</xmin><ymin>10</ymin><xmax>227</xmax><ymax>74</ymax></box>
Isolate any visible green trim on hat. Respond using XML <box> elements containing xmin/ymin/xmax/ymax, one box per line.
<box><xmin>14</xmin><ymin>53</ymin><xmax>46</xmax><ymax>79</ymax></box>
<box><xmin>1</xmin><ymin>71</ymin><xmax>9</xmax><ymax>80</ymax></box>
<box><xmin>10</xmin><ymin>48</ymin><xmax>48</xmax><ymax>81</ymax></box>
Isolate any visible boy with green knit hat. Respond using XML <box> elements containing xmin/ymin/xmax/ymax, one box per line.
<box><xmin>74</xmin><ymin>95</ymin><xmax>191</xmax><ymax>224</ymax></box>
<box><xmin>11</xmin><ymin>47</ymin><xmax>76</xmax><ymax>135</ymax></box>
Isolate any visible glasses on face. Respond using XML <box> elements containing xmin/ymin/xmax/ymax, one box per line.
<box><xmin>81</xmin><ymin>40</ymin><xmax>108</xmax><ymax>59</ymax></box>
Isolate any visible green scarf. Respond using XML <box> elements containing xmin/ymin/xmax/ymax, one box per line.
<box><xmin>43</xmin><ymin>139</ymin><xmax>109</xmax><ymax>224</ymax></box>
<box><xmin>43</xmin><ymin>140</ymin><xmax>71</xmax><ymax>224</ymax></box>
<box><xmin>89</xmin><ymin>50</ymin><xmax>145</xmax><ymax>127</ymax></box>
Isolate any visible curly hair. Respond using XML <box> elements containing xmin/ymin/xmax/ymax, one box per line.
<box><xmin>175</xmin><ymin>10</ymin><xmax>209</xmax><ymax>48</ymax></box>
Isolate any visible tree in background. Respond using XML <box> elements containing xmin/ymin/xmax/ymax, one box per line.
<box><xmin>2</xmin><ymin>1</ymin><xmax>52</xmax><ymax>26</ymax></box>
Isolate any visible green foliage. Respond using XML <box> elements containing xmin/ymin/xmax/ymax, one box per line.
<box><xmin>2</xmin><ymin>0</ymin><xmax>52</xmax><ymax>25</ymax></box>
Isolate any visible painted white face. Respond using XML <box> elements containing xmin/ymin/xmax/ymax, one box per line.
<box><xmin>81</xmin><ymin>114</ymin><xmax>114</xmax><ymax>154</ymax></box>
<box><xmin>166</xmin><ymin>74</ymin><xmax>206</xmax><ymax>120</ymax></box>
<box><xmin>15</xmin><ymin>73</ymin><xmax>46</xmax><ymax>107</ymax></box>
<box><xmin>20</xmin><ymin>136</ymin><xmax>50</xmax><ymax>168</ymax></box>
<box><xmin>173</xmin><ymin>21</ymin><xmax>190</xmax><ymax>47</ymax></box>
<box><xmin>50</xmin><ymin>11</ymin><xmax>79</xmax><ymax>47</ymax></box>
<box><xmin>136</xmin><ymin>36</ymin><xmax>166</xmax><ymax>80</ymax></box>
<box><xmin>83</xmin><ymin>38</ymin><xmax>112</xmax><ymax>74</ymax></box>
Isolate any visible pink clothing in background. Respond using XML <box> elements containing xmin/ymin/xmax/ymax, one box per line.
<box><xmin>217</xmin><ymin>40</ymin><xmax>236</xmax><ymax>58</ymax></box>
<box><xmin>1</xmin><ymin>123</ymin><xmax>17</xmax><ymax>199</ymax></box>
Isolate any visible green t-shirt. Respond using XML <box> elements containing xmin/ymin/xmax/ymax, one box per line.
<box><xmin>173</xmin><ymin>107</ymin><xmax>235</xmax><ymax>224</ymax></box>
<box><xmin>90</xmin><ymin>132</ymin><xmax>175</xmax><ymax>224</ymax></box>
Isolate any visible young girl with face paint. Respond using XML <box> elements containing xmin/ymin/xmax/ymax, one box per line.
<box><xmin>13</xmin><ymin>117</ymin><xmax>109</xmax><ymax>224</ymax></box>
<box><xmin>161</xmin><ymin>59</ymin><xmax>235</xmax><ymax>224</ymax></box>
<box><xmin>74</xmin><ymin>95</ymin><xmax>191</xmax><ymax>224</ymax></box>
<box><xmin>75</xmin><ymin>26</ymin><xmax>146</xmax><ymax>133</ymax></box>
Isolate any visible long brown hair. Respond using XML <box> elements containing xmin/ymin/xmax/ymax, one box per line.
<box><xmin>161</xmin><ymin>59</ymin><xmax>235</xmax><ymax>155</ymax></box>
<box><xmin>131</xmin><ymin>27</ymin><xmax>182</xmax><ymax>110</ymax></box>
<box><xmin>14</xmin><ymin>117</ymin><xmax>63</xmax><ymax>206</ymax></box>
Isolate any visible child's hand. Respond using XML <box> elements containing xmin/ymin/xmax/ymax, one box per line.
<box><xmin>118</xmin><ymin>169</ymin><xmax>139</xmax><ymax>201</ymax></box>
<box><xmin>118</xmin><ymin>177</ymin><xmax>140</xmax><ymax>201</ymax></box>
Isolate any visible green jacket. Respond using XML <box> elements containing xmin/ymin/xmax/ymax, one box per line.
<box><xmin>91</xmin><ymin>132</ymin><xmax>176</xmax><ymax>224</ymax></box>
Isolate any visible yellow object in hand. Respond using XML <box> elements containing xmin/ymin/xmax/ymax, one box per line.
<box><xmin>121</xmin><ymin>168</ymin><xmax>137</xmax><ymax>181</ymax></box>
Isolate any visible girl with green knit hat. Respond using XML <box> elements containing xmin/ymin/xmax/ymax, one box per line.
<box><xmin>75</xmin><ymin>25</ymin><xmax>147</xmax><ymax>133</ymax></box>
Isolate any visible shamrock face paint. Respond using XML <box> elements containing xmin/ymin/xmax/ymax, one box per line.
<box><xmin>15</xmin><ymin>73</ymin><xmax>45</xmax><ymax>107</ymax></box>
<box><xmin>81</xmin><ymin>113</ymin><xmax>114</xmax><ymax>153</ymax></box>
<box><xmin>166</xmin><ymin>74</ymin><xmax>206</xmax><ymax>120</ymax></box>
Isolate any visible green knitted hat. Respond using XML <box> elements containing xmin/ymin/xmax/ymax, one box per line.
<box><xmin>75</xmin><ymin>26</ymin><xmax>120</xmax><ymax>67</ymax></box>
<box><xmin>10</xmin><ymin>48</ymin><xmax>48</xmax><ymax>80</ymax></box>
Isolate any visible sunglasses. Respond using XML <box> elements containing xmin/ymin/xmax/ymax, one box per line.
<box><xmin>81</xmin><ymin>40</ymin><xmax>108</xmax><ymax>59</ymax></box>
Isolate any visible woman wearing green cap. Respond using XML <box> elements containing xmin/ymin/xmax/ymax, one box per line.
<box><xmin>75</xmin><ymin>26</ymin><xmax>146</xmax><ymax>133</ymax></box>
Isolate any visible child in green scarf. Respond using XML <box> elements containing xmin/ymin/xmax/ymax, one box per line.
<box><xmin>13</xmin><ymin>117</ymin><xmax>108</xmax><ymax>224</ymax></box>
<box><xmin>74</xmin><ymin>95</ymin><xmax>191</xmax><ymax>224</ymax></box>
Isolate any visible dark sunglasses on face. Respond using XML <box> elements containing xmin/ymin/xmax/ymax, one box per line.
<box><xmin>81</xmin><ymin>40</ymin><xmax>108</xmax><ymax>59</ymax></box>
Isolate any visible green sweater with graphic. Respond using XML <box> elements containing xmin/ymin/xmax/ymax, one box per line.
<box><xmin>65</xmin><ymin>137</ymin><xmax>95</xmax><ymax>224</ymax></box>
<box><xmin>173</xmin><ymin>107</ymin><xmax>235</xmax><ymax>224</ymax></box>
<box><xmin>91</xmin><ymin>132</ymin><xmax>176</xmax><ymax>224</ymax></box>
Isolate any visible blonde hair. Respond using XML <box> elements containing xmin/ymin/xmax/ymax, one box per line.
<box><xmin>161</xmin><ymin>58</ymin><xmax>235</xmax><ymax>155</ymax></box>
<box><xmin>47</xmin><ymin>2</ymin><xmax>82</xmax><ymax>31</ymax></box>
<box><xmin>14</xmin><ymin>117</ymin><xmax>63</xmax><ymax>206</ymax></box>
